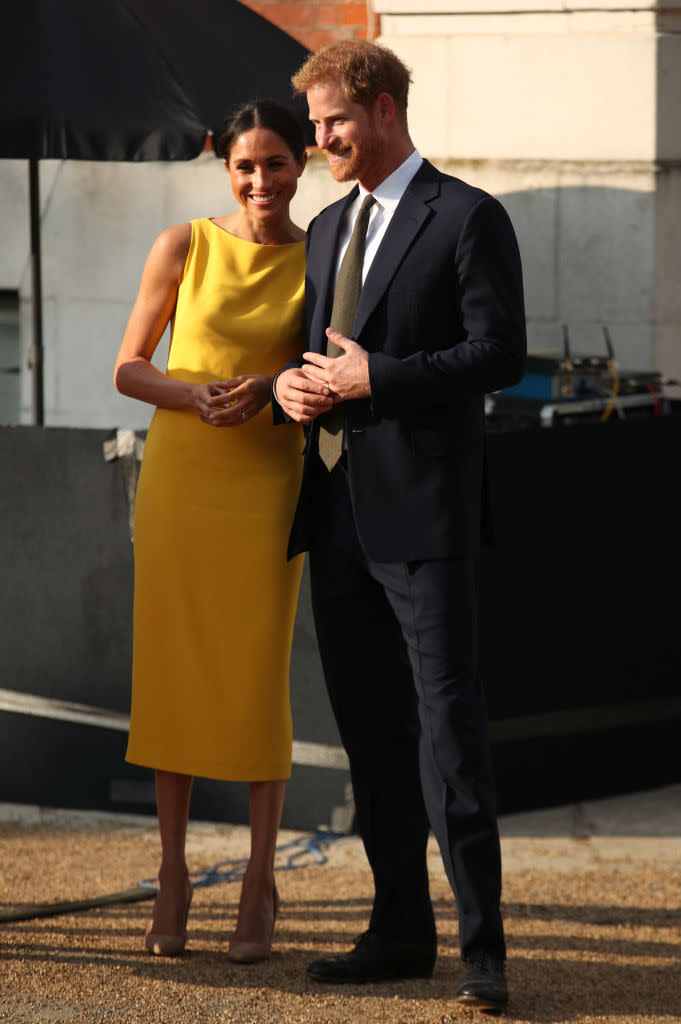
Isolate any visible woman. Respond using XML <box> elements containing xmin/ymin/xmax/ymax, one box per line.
<box><xmin>114</xmin><ymin>100</ymin><xmax>309</xmax><ymax>962</ymax></box>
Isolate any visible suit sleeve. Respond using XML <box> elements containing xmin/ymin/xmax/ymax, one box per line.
<box><xmin>368</xmin><ymin>195</ymin><xmax>527</xmax><ymax>415</ymax></box>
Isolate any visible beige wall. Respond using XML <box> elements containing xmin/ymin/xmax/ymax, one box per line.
<box><xmin>376</xmin><ymin>0</ymin><xmax>679</xmax><ymax>14</ymax></box>
<box><xmin>1</xmin><ymin>154</ymin><xmax>346</xmax><ymax>429</ymax></box>
<box><xmin>2</xmin><ymin>0</ymin><xmax>680</xmax><ymax>426</ymax></box>
<box><xmin>377</xmin><ymin>0</ymin><xmax>681</xmax><ymax>382</ymax></box>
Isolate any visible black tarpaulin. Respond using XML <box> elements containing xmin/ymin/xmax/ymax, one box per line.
<box><xmin>0</xmin><ymin>0</ymin><xmax>311</xmax><ymax>422</ymax></box>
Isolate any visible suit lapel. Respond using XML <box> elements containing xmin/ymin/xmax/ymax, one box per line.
<box><xmin>353</xmin><ymin>163</ymin><xmax>440</xmax><ymax>340</ymax></box>
<box><xmin>308</xmin><ymin>187</ymin><xmax>358</xmax><ymax>352</ymax></box>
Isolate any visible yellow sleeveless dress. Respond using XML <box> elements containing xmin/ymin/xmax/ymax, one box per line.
<box><xmin>126</xmin><ymin>218</ymin><xmax>305</xmax><ymax>781</ymax></box>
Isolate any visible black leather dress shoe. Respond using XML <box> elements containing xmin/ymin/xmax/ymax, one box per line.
<box><xmin>455</xmin><ymin>949</ymin><xmax>508</xmax><ymax>1013</ymax></box>
<box><xmin>306</xmin><ymin>930</ymin><xmax>437</xmax><ymax>984</ymax></box>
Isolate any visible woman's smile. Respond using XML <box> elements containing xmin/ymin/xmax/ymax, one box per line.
<box><xmin>248</xmin><ymin>191</ymin><xmax>280</xmax><ymax>206</ymax></box>
<box><xmin>226</xmin><ymin>126</ymin><xmax>306</xmax><ymax>233</ymax></box>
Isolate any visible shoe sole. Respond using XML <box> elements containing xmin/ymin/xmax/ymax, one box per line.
<box><xmin>307</xmin><ymin>968</ymin><xmax>434</xmax><ymax>984</ymax></box>
<box><xmin>456</xmin><ymin>993</ymin><xmax>508</xmax><ymax>1014</ymax></box>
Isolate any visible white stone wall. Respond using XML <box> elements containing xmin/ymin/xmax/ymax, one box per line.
<box><xmin>2</xmin><ymin>0</ymin><xmax>680</xmax><ymax>427</ymax></box>
<box><xmin>377</xmin><ymin>0</ymin><xmax>681</xmax><ymax>381</ymax></box>
<box><xmin>432</xmin><ymin>159</ymin><xmax>656</xmax><ymax>371</ymax></box>
<box><xmin>1</xmin><ymin>153</ymin><xmax>346</xmax><ymax>428</ymax></box>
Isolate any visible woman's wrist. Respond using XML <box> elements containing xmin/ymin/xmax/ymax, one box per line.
<box><xmin>183</xmin><ymin>380</ymin><xmax>202</xmax><ymax>411</ymax></box>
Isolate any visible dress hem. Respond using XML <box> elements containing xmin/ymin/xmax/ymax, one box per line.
<box><xmin>125</xmin><ymin>753</ymin><xmax>292</xmax><ymax>784</ymax></box>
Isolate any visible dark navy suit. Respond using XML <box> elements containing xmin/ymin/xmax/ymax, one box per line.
<box><xmin>275</xmin><ymin>159</ymin><xmax>526</xmax><ymax>958</ymax></box>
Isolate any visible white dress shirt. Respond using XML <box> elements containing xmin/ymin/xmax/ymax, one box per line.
<box><xmin>272</xmin><ymin>149</ymin><xmax>424</xmax><ymax>405</ymax></box>
<box><xmin>333</xmin><ymin>148</ymin><xmax>424</xmax><ymax>287</ymax></box>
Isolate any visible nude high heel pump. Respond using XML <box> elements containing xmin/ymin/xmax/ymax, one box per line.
<box><xmin>145</xmin><ymin>879</ymin><xmax>193</xmax><ymax>956</ymax></box>
<box><xmin>227</xmin><ymin>886</ymin><xmax>279</xmax><ymax>964</ymax></box>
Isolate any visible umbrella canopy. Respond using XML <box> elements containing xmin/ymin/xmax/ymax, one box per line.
<box><xmin>0</xmin><ymin>0</ymin><xmax>312</xmax><ymax>421</ymax></box>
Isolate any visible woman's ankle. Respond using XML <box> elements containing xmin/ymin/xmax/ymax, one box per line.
<box><xmin>157</xmin><ymin>862</ymin><xmax>189</xmax><ymax>885</ymax></box>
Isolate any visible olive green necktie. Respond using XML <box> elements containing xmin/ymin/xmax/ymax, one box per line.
<box><xmin>318</xmin><ymin>193</ymin><xmax>376</xmax><ymax>471</ymax></box>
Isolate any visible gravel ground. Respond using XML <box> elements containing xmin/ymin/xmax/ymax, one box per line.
<box><xmin>0</xmin><ymin>788</ymin><xmax>679</xmax><ymax>1024</ymax></box>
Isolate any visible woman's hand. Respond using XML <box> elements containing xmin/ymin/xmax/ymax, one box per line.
<box><xmin>187</xmin><ymin>382</ymin><xmax>220</xmax><ymax>422</ymax></box>
<box><xmin>201</xmin><ymin>375</ymin><xmax>273</xmax><ymax>427</ymax></box>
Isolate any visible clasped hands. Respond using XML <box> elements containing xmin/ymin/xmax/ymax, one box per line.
<box><xmin>191</xmin><ymin>373</ymin><xmax>272</xmax><ymax>427</ymax></box>
<box><xmin>276</xmin><ymin>329</ymin><xmax>371</xmax><ymax>424</ymax></box>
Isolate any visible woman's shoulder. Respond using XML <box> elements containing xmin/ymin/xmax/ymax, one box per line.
<box><xmin>154</xmin><ymin>221</ymin><xmax>193</xmax><ymax>256</ymax></box>
<box><xmin>146</xmin><ymin>222</ymin><xmax>193</xmax><ymax>279</ymax></box>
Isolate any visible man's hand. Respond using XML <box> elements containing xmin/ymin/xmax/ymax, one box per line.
<box><xmin>303</xmin><ymin>329</ymin><xmax>371</xmax><ymax>402</ymax></box>
<box><xmin>275</xmin><ymin>367</ymin><xmax>334</xmax><ymax>424</ymax></box>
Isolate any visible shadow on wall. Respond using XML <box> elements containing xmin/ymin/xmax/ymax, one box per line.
<box><xmin>0</xmin><ymin>175</ymin><xmax>668</xmax><ymax>427</ymax></box>
<box><xmin>489</xmin><ymin>185</ymin><xmax>656</xmax><ymax>371</ymax></box>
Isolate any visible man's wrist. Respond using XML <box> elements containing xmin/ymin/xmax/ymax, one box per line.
<box><xmin>272</xmin><ymin>369</ymin><xmax>285</xmax><ymax>403</ymax></box>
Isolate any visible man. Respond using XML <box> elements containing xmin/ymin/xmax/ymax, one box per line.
<box><xmin>274</xmin><ymin>39</ymin><xmax>526</xmax><ymax>1013</ymax></box>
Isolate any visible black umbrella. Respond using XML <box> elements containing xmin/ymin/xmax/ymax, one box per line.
<box><xmin>0</xmin><ymin>0</ymin><xmax>311</xmax><ymax>424</ymax></box>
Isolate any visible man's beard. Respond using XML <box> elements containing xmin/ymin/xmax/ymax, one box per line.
<box><xmin>326</xmin><ymin>133</ymin><xmax>380</xmax><ymax>183</ymax></box>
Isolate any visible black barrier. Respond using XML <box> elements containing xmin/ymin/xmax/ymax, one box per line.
<box><xmin>478</xmin><ymin>410</ymin><xmax>681</xmax><ymax>811</ymax></box>
<box><xmin>1</xmin><ymin>416</ymin><xmax>679</xmax><ymax>823</ymax></box>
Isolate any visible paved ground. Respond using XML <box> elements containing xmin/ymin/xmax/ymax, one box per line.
<box><xmin>1</xmin><ymin>785</ymin><xmax>679</xmax><ymax>1023</ymax></box>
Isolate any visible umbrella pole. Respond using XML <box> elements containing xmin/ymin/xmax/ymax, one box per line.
<box><xmin>28</xmin><ymin>159</ymin><xmax>44</xmax><ymax>426</ymax></box>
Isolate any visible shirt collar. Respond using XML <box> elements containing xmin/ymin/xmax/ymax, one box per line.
<box><xmin>358</xmin><ymin>149</ymin><xmax>423</xmax><ymax>211</ymax></box>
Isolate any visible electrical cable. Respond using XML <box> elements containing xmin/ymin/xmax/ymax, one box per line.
<box><xmin>0</xmin><ymin>830</ymin><xmax>350</xmax><ymax>925</ymax></box>
<box><xmin>0</xmin><ymin>887</ymin><xmax>155</xmax><ymax>924</ymax></box>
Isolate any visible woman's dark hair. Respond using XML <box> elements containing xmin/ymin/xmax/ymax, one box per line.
<box><xmin>216</xmin><ymin>99</ymin><xmax>306</xmax><ymax>164</ymax></box>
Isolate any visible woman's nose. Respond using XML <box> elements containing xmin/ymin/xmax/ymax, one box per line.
<box><xmin>252</xmin><ymin>167</ymin><xmax>271</xmax><ymax>189</ymax></box>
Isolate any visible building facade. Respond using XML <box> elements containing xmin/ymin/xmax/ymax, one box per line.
<box><xmin>376</xmin><ymin>0</ymin><xmax>681</xmax><ymax>386</ymax></box>
<box><xmin>1</xmin><ymin>0</ymin><xmax>679</xmax><ymax>427</ymax></box>
<box><xmin>241</xmin><ymin>0</ymin><xmax>378</xmax><ymax>50</ymax></box>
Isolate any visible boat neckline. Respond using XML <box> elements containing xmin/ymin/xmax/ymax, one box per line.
<box><xmin>205</xmin><ymin>217</ymin><xmax>305</xmax><ymax>248</ymax></box>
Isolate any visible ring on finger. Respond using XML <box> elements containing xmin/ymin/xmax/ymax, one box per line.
<box><xmin>241</xmin><ymin>410</ymin><xmax>247</xmax><ymax>421</ymax></box>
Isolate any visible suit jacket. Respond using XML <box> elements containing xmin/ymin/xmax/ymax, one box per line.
<box><xmin>274</xmin><ymin>159</ymin><xmax>527</xmax><ymax>563</ymax></box>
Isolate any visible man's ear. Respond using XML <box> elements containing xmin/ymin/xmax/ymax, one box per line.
<box><xmin>376</xmin><ymin>91</ymin><xmax>396</xmax><ymax>126</ymax></box>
